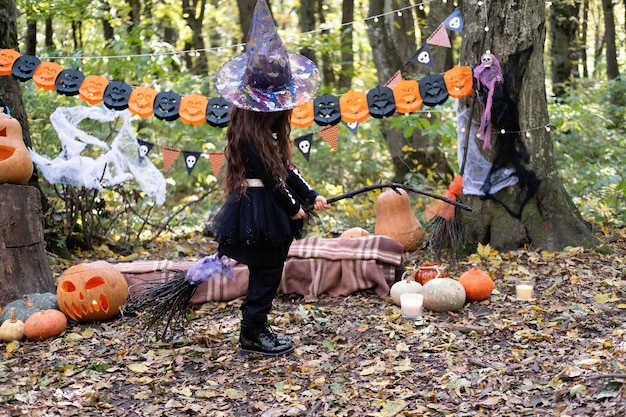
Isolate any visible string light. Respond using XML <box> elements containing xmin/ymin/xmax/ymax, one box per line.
<box><xmin>475</xmin><ymin>124</ymin><xmax>552</xmax><ymax>138</ymax></box>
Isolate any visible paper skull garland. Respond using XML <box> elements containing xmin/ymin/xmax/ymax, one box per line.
<box><xmin>339</xmin><ymin>90</ymin><xmax>370</xmax><ymax>123</ymax></box>
<box><xmin>79</xmin><ymin>75</ymin><xmax>110</xmax><ymax>105</ymax></box>
<box><xmin>11</xmin><ymin>55</ymin><xmax>41</xmax><ymax>82</ymax></box>
<box><xmin>419</xmin><ymin>74</ymin><xmax>449</xmax><ymax>107</ymax></box>
<box><xmin>57</xmin><ymin>260</ymin><xmax>129</xmax><ymax>322</ymax></box>
<box><xmin>128</xmin><ymin>87</ymin><xmax>158</xmax><ymax>118</ymax></box>
<box><xmin>393</xmin><ymin>80</ymin><xmax>422</xmax><ymax>114</ymax></box>
<box><xmin>314</xmin><ymin>94</ymin><xmax>341</xmax><ymax>126</ymax></box>
<box><xmin>179</xmin><ymin>94</ymin><xmax>209</xmax><ymax>126</ymax></box>
<box><xmin>103</xmin><ymin>81</ymin><xmax>133</xmax><ymax>110</ymax></box>
<box><xmin>367</xmin><ymin>86</ymin><xmax>396</xmax><ymax>118</ymax></box>
<box><xmin>444</xmin><ymin>66</ymin><xmax>474</xmax><ymax>99</ymax></box>
<box><xmin>32</xmin><ymin>61</ymin><xmax>63</xmax><ymax>90</ymax></box>
<box><xmin>55</xmin><ymin>69</ymin><xmax>85</xmax><ymax>96</ymax></box>
<box><xmin>291</xmin><ymin>101</ymin><xmax>314</xmax><ymax>128</ymax></box>
<box><xmin>206</xmin><ymin>96</ymin><xmax>231</xmax><ymax>128</ymax></box>
<box><xmin>0</xmin><ymin>49</ymin><xmax>20</xmax><ymax>76</ymax></box>
<box><xmin>154</xmin><ymin>91</ymin><xmax>181</xmax><ymax>121</ymax></box>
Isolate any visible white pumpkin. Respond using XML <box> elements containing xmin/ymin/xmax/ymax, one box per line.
<box><xmin>389</xmin><ymin>271</ymin><xmax>423</xmax><ymax>305</ymax></box>
<box><xmin>422</xmin><ymin>278</ymin><xmax>466</xmax><ymax>312</ymax></box>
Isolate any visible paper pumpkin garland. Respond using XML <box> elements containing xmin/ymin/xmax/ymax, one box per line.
<box><xmin>153</xmin><ymin>91</ymin><xmax>181</xmax><ymax>121</ymax></box>
<box><xmin>0</xmin><ymin>49</ymin><xmax>20</xmax><ymax>76</ymax></box>
<box><xmin>367</xmin><ymin>86</ymin><xmax>396</xmax><ymax>119</ymax></box>
<box><xmin>128</xmin><ymin>86</ymin><xmax>158</xmax><ymax>118</ymax></box>
<box><xmin>339</xmin><ymin>89</ymin><xmax>370</xmax><ymax>123</ymax></box>
<box><xmin>419</xmin><ymin>73</ymin><xmax>449</xmax><ymax>107</ymax></box>
<box><xmin>32</xmin><ymin>61</ymin><xmax>63</xmax><ymax>90</ymax></box>
<box><xmin>55</xmin><ymin>69</ymin><xmax>85</xmax><ymax>96</ymax></box>
<box><xmin>205</xmin><ymin>96</ymin><xmax>231</xmax><ymax>128</ymax></box>
<box><xmin>314</xmin><ymin>94</ymin><xmax>341</xmax><ymax>126</ymax></box>
<box><xmin>393</xmin><ymin>80</ymin><xmax>422</xmax><ymax>114</ymax></box>
<box><xmin>291</xmin><ymin>100</ymin><xmax>315</xmax><ymax>128</ymax></box>
<box><xmin>179</xmin><ymin>93</ymin><xmax>209</xmax><ymax>126</ymax></box>
<box><xmin>12</xmin><ymin>55</ymin><xmax>41</xmax><ymax>82</ymax></box>
<box><xmin>444</xmin><ymin>65</ymin><xmax>474</xmax><ymax>99</ymax></box>
<box><xmin>103</xmin><ymin>81</ymin><xmax>133</xmax><ymax>110</ymax></box>
<box><xmin>79</xmin><ymin>75</ymin><xmax>109</xmax><ymax>105</ymax></box>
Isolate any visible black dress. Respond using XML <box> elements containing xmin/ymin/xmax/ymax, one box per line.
<box><xmin>212</xmin><ymin>138</ymin><xmax>319</xmax><ymax>267</ymax></box>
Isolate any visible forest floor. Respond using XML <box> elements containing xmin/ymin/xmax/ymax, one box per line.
<box><xmin>1</xmin><ymin>229</ymin><xmax>625</xmax><ymax>417</ymax></box>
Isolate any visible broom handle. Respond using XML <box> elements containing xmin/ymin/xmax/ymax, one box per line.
<box><xmin>320</xmin><ymin>183</ymin><xmax>472</xmax><ymax>211</ymax></box>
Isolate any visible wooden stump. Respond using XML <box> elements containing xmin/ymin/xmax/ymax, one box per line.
<box><xmin>0</xmin><ymin>184</ymin><xmax>55</xmax><ymax>306</ymax></box>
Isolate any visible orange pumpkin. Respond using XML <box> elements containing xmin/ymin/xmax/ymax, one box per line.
<box><xmin>414</xmin><ymin>262</ymin><xmax>448</xmax><ymax>285</ymax></box>
<box><xmin>0</xmin><ymin>49</ymin><xmax>20</xmax><ymax>76</ymax></box>
<box><xmin>393</xmin><ymin>80</ymin><xmax>422</xmax><ymax>114</ymax></box>
<box><xmin>458</xmin><ymin>268</ymin><xmax>494</xmax><ymax>301</ymax></box>
<box><xmin>57</xmin><ymin>261</ymin><xmax>129</xmax><ymax>322</ymax></box>
<box><xmin>179</xmin><ymin>93</ymin><xmax>209</xmax><ymax>126</ymax></box>
<box><xmin>32</xmin><ymin>61</ymin><xmax>63</xmax><ymax>90</ymax></box>
<box><xmin>374</xmin><ymin>188</ymin><xmax>425</xmax><ymax>252</ymax></box>
<box><xmin>291</xmin><ymin>101</ymin><xmax>314</xmax><ymax>128</ymax></box>
<box><xmin>23</xmin><ymin>309</ymin><xmax>68</xmax><ymax>341</ymax></box>
<box><xmin>340</xmin><ymin>227</ymin><xmax>370</xmax><ymax>238</ymax></box>
<box><xmin>128</xmin><ymin>86</ymin><xmax>158</xmax><ymax>118</ymax></box>
<box><xmin>340</xmin><ymin>89</ymin><xmax>370</xmax><ymax>123</ymax></box>
<box><xmin>78</xmin><ymin>75</ymin><xmax>109</xmax><ymax>105</ymax></box>
<box><xmin>0</xmin><ymin>112</ymin><xmax>34</xmax><ymax>184</ymax></box>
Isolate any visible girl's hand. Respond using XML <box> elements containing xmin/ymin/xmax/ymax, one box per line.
<box><xmin>290</xmin><ymin>207</ymin><xmax>306</xmax><ymax>220</ymax></box>
<box><xmin>314</xmin><ymin>196</ymin><xmax>331</xmax><ymax>211</ymax></box>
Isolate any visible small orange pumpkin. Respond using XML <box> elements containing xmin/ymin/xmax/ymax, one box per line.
<box><xmin>374</xmin><ymin>188</ymin><xmax>425</xmax><ymax>252</ymax></box>
<box><xmin>414</xmin><ymin>262</ymin><xmax>448</xmax><ymax>285</ymax></box>
<box><xmin>393</xmin><ymin>80</ymin><xmax>422</xmax><ymax>114</ymax></box>
<box><xmin>0</xmin><ymin>112</ymin><xmax>34</xmax><ymax>185</ymax></box>
<box><xmin>32</xmin><ymin>61</ymin><xmax>63</xmax><ymax>90</ymax></box>
<box><xmin>458</xmin><ymin>268</ymin><xmax>494</xmax><ymax>301</ymax></box>
<box><xmin>57</xmin><ymin>261</ymin><xmax>129</xmax><ymax>322</ymax></box>
<box><xmin>179</xmin><ymin>93</ymin><xmax>209</xmax><ymax>126</ymax></box>
<box><xmin>78</xmin><ymin>75</ymin><xmax>109</xmax><ymax>105</ymax></box>
<box><xmin>0</xmin><ymin>49</ymin><xmax>20</xmax><ymax>76</ymax></box>
<box><xmin>291</xmin><ymin>101</ymin><xmax>315</xmax><ymax>128</ymax></box>
<box><xmin>340</xmin><ymin>89</ymin><xmax>370</xmax><ymax>123</ymax></box>
<box><xmin>23</xmin><ymin>309</ymin><xmax>68</xmax><ymax>341</ymax></box>
<box><xmin>339</xmin><ymin>227</ymin><xmax>370</xmax><ymax>238</ymax></box>
<box><xmin>128</xmin><ymin>86</ymin><xmax>158</xmax><ymax>118</ymax></box>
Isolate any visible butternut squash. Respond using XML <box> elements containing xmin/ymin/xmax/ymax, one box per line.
<box><xmin>374</xmin><ymin>188</ymin><xmax>424</xmax><ymax>252</ymax></box>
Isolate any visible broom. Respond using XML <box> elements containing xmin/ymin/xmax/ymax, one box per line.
<box><xmin>126</xmin><ymin>183</ymin><xmax>471</xmax><ymax>338</ymax></box>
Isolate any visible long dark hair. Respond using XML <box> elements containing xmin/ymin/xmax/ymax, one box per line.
<box><xmin>223</xmin><ymin>107</ymin><xmax>292</xmax><ymax>194</ymax></box>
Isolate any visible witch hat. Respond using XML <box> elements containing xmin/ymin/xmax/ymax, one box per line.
<box><xmin>215</xmin><ymin>0</ymin><xmax>321</xmax><ymax>112</ymax></box>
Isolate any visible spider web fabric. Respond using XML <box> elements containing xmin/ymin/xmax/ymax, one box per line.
<box><xmin>29</xmin><ymin>106</ymin><xmax>166</xmax><ymax>205</ymax></box>
<box><xmin>456</xmin><ymin>105</ymin><xmax>518</xmax><ymax>196</ymax></box>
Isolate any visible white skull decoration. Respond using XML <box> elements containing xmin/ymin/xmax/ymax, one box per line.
<box><xmin>298</xmin><ymin>140</ymin><xmax>311</xmax><ymax>154</ymax></box>
<box><xmin>139</xmin><ymin>144</ymin><xmax>149</xmax><ymax>157</ymax></box>
<box><xmin>417</xmin><ymin>51</ymin><xmax>431</xmax><ymax>64</ymax></box>
<box><xmin>481</xmin><ymin>53</ymin><xmax>493</xmax><ymax>68</ymax></box>
<box><xmin>186</xmin><ymin>155</ymin><xmax>197</xmax><ymax>169</ymax></box>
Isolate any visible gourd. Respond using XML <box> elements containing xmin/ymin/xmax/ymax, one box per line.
<box><xmin>374</xmin><ymin>188</ymin><xmax>425</xmax><ymax>252</ymax></box>
<box><xmin>340</xmin><ymin>227</ymin><xmax>370</xmax><ymax>238</ymax></box>
<box><xmin>0</xmin><ymin>293</ymin><xmax>59</xmax><ymax>322</ymax></box>
<box><xmin>389</xmin><ymin>271</ymin><xmax>423</xmax><ymax>305</ymax></box>
<box><xmin>0</xmin><ymin>308</ymin><xmax>25</xmax><ymax>342</ymax></box>
<box><xmin>458</xmin><ymin>268</ymin><xmax>494</xmax><ymax>301</ymax></box>
<box><xmin>422</xmin><ymin>278</ymin><xmax>466</xmax><ymax>312</ymax></box>
<box><xmin>23</xmin><ymin>309</ymin><xmax>68</xmax><ymax>341</ymax></box>
<box><xmin>0</xmin><ymin>112</ymin><xmax>34</xmax><ymax>184</ymax></box>
<box><xmin>414</xmin><ymin>262</ymin><xmax>448</xmax><ymax>285</ymax></box>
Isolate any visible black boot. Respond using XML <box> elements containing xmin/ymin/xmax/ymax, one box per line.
<box><xmin>240</xmin><ymin>324</ymin><xmax>294</xmax><ymax>357</ymax></box>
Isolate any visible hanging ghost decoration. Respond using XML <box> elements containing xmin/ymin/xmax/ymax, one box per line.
<box><xmin>473</xmin><ymin>52</ymin><xmax>503</xmax><ymax>149</ymax></box>
<box><xmin>367</xmin><ymin>86</ymin><xmax>396</xmax><ymax>118</ymax></box>
<box><xmin>314</xmin><ymin>94</ymin><xmax>341</xmax><ymax>126</ymax></box>
<box><xmin>55</xmin><ymin>69</ymin><xmax>85</xmax><ymax>96</ymax></box>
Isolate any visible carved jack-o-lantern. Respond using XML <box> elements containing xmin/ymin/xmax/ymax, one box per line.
<box><xmin>419</xmin><ymin>74</ymin><xmax>449</xmax><ymax>107</ymax></box>
<box><xmin>79</xmin><ymin>75</ymin><xmax>110</xmax><ymax>105</ymax></box>
<box><xmin>340</xmin><ymin>90</ymin><xmax>370</xmax><ymax>123</ymax></box>
<box><xmin>393</xmin><ymin>80</ymin><xmax>422</xmax><ymax>114</ymax></box>
<box><xmin>57</xmin><ymin>261</ymin><xmax>129</xmax><ymax>322</ymax></box>
<box><xmin>154</xmin><ymin>91</ymin><xmax>181</xmax><ymax>121</ymax></box>
<box><xmin>0</xmin><ymin>112</ymin><xmax>34</xmax><ymax>185</ymax></box>
<box><xmin>103</xmin><ymin>81</ymin><xmax>133</xmax><ymax>110</ymax></box>
<box><xmin>128</xmin><ymin>87</ymin><xmax>158</xmax><ymax>118</ymax></box>
<box><xmin>0</xmin><ymin>49</ymin><xmax>20</xmax><ymax>76</ymax></box>
<box><xmin>32</xmin><ymin>61</ymin><xmax>63</xmax><ymax>90</ymax></box>
<box><xmin>444</xmin><ymin>66</ymin><xmax>474</xmax><ymax>99</ymax></box>
<box><xmin>367</xmin><ymin>86</ymin><xmax>396</xmax><ymax>118</ymax></box>
<box><xmin>179</xmin><ymin>93</ymin><xmax>209</xmax><ymax>126</ymax></box>
<box><xmin>314</xmin><ymin>94</ymin><xmax>341</xmax><ymax>126</ymax></box>
<box><xmin>12</xmin><ymin>55</ymin><xmax>41</xmax><ymax>82</ymax></box>
<box><xmin>55</xmin><ymin>69</ymin><xmax>85</xmax><ymax>96</ymax></box>
<box><xmin>291</xmin><ymin>101</ymin><xmax>314</xmax><ymax>128</ymax></box>
<box><xmin>206</xmin><ymin>97</ymin><xmax>231</xmax><ymax>128</ymax></box>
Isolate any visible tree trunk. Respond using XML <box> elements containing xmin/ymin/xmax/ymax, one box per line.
<box><xmin>182</xmin><ymin>0</ymin><xmax>208</xmax><ymax>75</ymax></box>
<box><xmin>580</xmin><ymin>0</ymin><xmax>589</xmax><ymax>79</ymax></box>
<box><xmin>549</xmin><ymin>1</ymin><xmax>580</xmax><ymax>96</ymax></box>
<box><xmin>458</xmin><ymin>1</ymin><xmax>598</xmax><ymax>252</ymax></box>
<box><xmin>298</xmin><ymin>0</ymin><xmax>317</xmax><ymax>63</ymax></box>
<box><xmin>337</xmin><ymin>0</ymin><xmax>354</xmax><ymax>90</ymax></box>
<box><xmin>0</xmin><ymin>185</ymin><xmax>55</xmax><ymax>306</ymax></box>
<box><xmin>601</xmin><ymin>0</ymin><xmax>619</xmax><ymax>80</ymax></box>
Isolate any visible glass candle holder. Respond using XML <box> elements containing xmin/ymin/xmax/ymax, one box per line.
<box><xmin>400</xmin><ymin>293</ymin><xmax>424</xmax><ymax>319</ymax></box>
<box><xmin>515</xmin><ymin>278</ymin><xmax>534</xmax><ymax>300</ymax></box>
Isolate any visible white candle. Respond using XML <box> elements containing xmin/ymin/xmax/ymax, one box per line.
<box><xmin>516</xmin><ymin>282</ymin><xmax>534</xmax><ymax>300</ymax></box>
<box><xmin>400</xmin><ymin>293</ymin><xmax>423</xmax><ymax>319</ymax></box>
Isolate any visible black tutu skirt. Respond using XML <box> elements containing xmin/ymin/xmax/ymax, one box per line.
<box><xmin>210</xmin><ymin>187</ymin><xmax>304</xmax><ymax>267</ymax></box>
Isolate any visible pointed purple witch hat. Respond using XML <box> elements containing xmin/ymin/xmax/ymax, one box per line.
<box><xmin>215</xmin><ymin>0</ymin><xmax>321</xmax><ymax>112</ymax></box>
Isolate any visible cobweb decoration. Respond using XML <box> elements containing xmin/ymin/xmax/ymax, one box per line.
<box><xmin>29</xmin><ymin>106</ymin><xmax>167</xmax><ymax>205</ymax></box>
<box><xmin>456</xmin><ymin>104</ymin><xmax>518</xmax><ymax>196</ymax></box>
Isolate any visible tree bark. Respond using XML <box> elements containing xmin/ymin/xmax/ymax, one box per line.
<box><xmin>549</xmin><ymin>0</ymin><xmax>580</xmax><ymax>96</ymax></box>
<box><xmin>298</xmin><ymin>0</ymin><xmax>317</xmax><ymax>63</ymax></box>
<box><xmin>337</xmin><ymin>0</ymin><xmax>354</xmax><ymax>90</ymax></box>
<box><xmin>601</xmin><ymin>0</ymin><xmax>619</xmax><ymax>80</ymax></box>
<box><xmin>458</xmin><ymin>1</ymin><xmax>598</xmax><ymax>252</ymax></box>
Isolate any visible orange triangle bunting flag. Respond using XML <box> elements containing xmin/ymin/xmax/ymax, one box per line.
<box><xmin>427</xmin><ymin>23</ymin><xmax>451</xmax><ymax>48</ymax></box>
<box><xmin>208</xmin><ymin>152</ymin><xmax>226</xmax><ymax>176</ymax></box>
<box><xmin>384</xmin><ymin>70</ymin><xmax>403</xmax><ymax>89</ymax></box>
<box><xmin>318</xmin><ymin>124</ymin><xmax>339</xmax><ymax>151</ymax></box>
<box><xmin>162</xmin><ymin>146</ymin><xmax>181</xmax><ymax>173</ymax></box>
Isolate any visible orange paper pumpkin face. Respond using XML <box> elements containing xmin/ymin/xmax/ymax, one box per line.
<box><xmin>0</xmin><ymin>49</ymin><xmax>20</xmax><ymax>76</ymax></box>
<box><xmin>79</xmin><ymin>75</ymin><xmax>109</xmax><ymax>105</ymax></box>
<box><xmin>340</xmin><ymin>90</ymin><xmax>370</xmax><ymax>123</ymax></box>
<box><xmin>57</xmin><ymin>261</ymin><xmax>129</xmax><ymax>322</ymax></box>
<box><xmin>0</xmin><ymin>113</ymin><xmax>34</xmax><ymax>185</ymax></box>
<box><xmin>33</xmin><ymin>61</ymin><xmax>63</xmax><ymax>90</ymax></box>
<box><xmin>179</xmin><ymin>93</ymin><xmax>209</xmax><ymax>126</ymax></box>
<box><xmin>128</xmin><ymin>87</ymin><xmax>158</xmax><ymax>118</ymax></box>
<box><xmin>393</xmin><ymin>80</ymin><xmax>422</xmax><ymax>114</ymax></box>
<box><xmin>291</xmin><ymin>101</ymin><xmax>314</xmax><ymax>128</ymax></box>
<box><xmin>444</xmin><ymin>65</ymin><xmax>474</xmax><ymax>99</ymax></box>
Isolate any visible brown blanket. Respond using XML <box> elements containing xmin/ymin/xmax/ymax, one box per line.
<box><xmin>114</xmin><ymin>235</ymin><xmax>403</xmax><ymax>304</ymax></box>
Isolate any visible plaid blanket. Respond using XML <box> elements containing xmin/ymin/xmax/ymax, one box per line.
<box><xmin>114</xmin><ymin>235</ymin><xmax>403</xmax><ymax>303</ymax></box>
